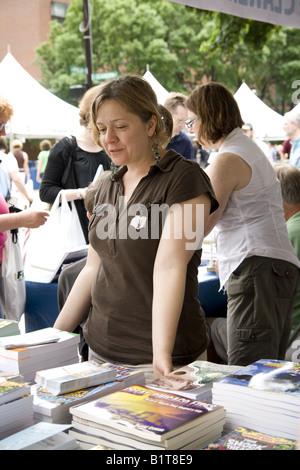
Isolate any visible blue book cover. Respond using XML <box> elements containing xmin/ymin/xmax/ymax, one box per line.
<box><xmin>213</xmin><ymin>359</ymin><xmax>300</xmax><ymax>397</ymax></box>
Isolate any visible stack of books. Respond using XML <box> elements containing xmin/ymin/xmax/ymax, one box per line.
<box><xmin>0</xmin><ymin>378</ymin><xmax>34</xmax><ymax>439</ymax></box>
<box><xmin>204</xmin><ymin>426</ymin><xmax>298</xmax><ymax>450</ymax></box>
<box><xmin>212</xmin><ymin>359</ymin><xmax>300</xmax><ymax>440</ymax></box>
<box><xmin>0</xmin><ymin>422</ymin><xmax>79</xmax><ymax>450</ymax></box>
<box><xmin>68</xmin><ymin>384</ymin><xmax>226</xmax><ymax>450</ymax></box>
<box><xmin>0</xmin><ymin>328</ymin><xmax>80</xmax><ymax>383</ymax></box>
<box><xmin>32</xmin><ymin>363</ymin><xmax>145</xmax><ymax>424</ymax></box>
<box><xmin>35</xmin><ymin>361</ymin><xmax>118</xmax><ymax>396</ymax></box>
<box><xmin>147</xmin><ymin>360</ymin><xmax>242</xmax><ymax>402</ymax></box>
<box><xmin>0</xmin><ymin>319</ymin><xmax>20</xmax><ymax>337</ymax></box>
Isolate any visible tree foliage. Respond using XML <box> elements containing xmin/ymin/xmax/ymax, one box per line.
<box><xmin>35</xmin><ymin>0</ymin><xmax>300</xmax><ymax>111</ymax></box>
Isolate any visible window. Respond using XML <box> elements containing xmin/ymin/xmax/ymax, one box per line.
<box><xmin>51</xmin><ymin>1</ymin><xmax>69</xmax><ymax>22</ymax></box>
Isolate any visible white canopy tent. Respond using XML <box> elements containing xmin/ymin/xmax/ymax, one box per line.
<box><xmin>0</xmin><ymin>52</ymin><xmax>80</xmax><ymax>138</ymax></box>
<box><xmin>234</xmin><ymin>82</ymin><xmax>286</xmax><ymax>141</ymax></box>
<box><xmin>167</xmin><ymin>0</ymin><xmax>300</xmax><ymax>29</ymax></box>
<box><xmin>143</xmin><ymin>70</ymin><xmax>170</xmax><ymax>105</ymax></box>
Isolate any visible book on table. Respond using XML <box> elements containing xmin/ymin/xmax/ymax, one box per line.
<box><xmin>69</xmin><ymin>384</ymin><xmax>226</xmax><ymax>450</ymax></box>
<box><xmin>147</xmin><ymin>360</ymin><xmax>243</xmax><ymax>402</ymax></box>
<box><xmin>0</xmin><ymin>379</ymin><xmax>30</xmax><ymax>405</ymax></box>
<box><xmin>32</xmin><ymin>363</ymin><xmax>145</xmax><ymax>424</ymax></box>
<box><xmin>35</xmin><ymin>361</ymin><xmax>117</xmax><ymax>396</ymax></box>
<box><xmin>0</xmin><ymin>319</ymin><xmax>20</xmax><ymax>337</ymax></box>
<box><xmin>204</xmin><ymin>426</ymin><xmax>298</xmax><ymax>450</ymax></box>
<box><xmin>25</xmin><ymin>244</ymin><xmax>89</xmax><ymax>283</ymax></box>
<box><xmin>212</xmin><ymin>359</ymin><xmax>300</xmax><ymax>440</ymax></box>
<box><xmin>0</xmin><ymin>422</ymin><xmax>79</xmax><ymax>450</ymax></box>
<box><xmin>0</xmin><ymin>395</ymin><xmax>34</xmax><ymax>440</ymax></box>
<box><xmin>0</xmin><ymin>328</ymin><xmax>80</xmax><ymax>382</ymax></box>
<box><xmin>0</xmin><ymin>379</ymin><xmax>34</xmax><ymax>440</ymax></box>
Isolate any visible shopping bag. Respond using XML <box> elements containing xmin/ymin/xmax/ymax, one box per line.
<box><xmin>0</xmin><ymin>230</ymin><xmax>26</xmax><ymax>321</ymax></box>
<box><xmin>25</xmin><ymin>191</ymin><xmax>86</xmax><ymax>273</ymax></box>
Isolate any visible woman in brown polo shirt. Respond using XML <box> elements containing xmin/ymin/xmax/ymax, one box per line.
<box><xmin>54</xmin><ymin>75</ymin><xmax>218</xmax><ymax>380</ymax></box>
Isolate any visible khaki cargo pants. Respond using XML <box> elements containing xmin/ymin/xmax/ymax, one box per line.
<box><xmin>226</xmin><ymin>255</ymin><xmax>299</xmax><ymax>366</ymax></box>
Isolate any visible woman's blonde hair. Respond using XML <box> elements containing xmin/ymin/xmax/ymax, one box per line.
<box><xmin>79</xmin><ymin>84</ymin><xmax>105</xmax><ymax>128</ymax></box>
<box><xmin>91</xmin><ymin>75</ymin><xmax>169</xmax><ymax>148</ymax></box>
<box><xmin>0</xmin><ymin>96</ymin><xmax>13</xmax><ymax>121</ymax></box>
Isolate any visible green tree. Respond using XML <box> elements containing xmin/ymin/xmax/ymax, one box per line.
<box><xmin>35</xmin><ymin>0</ymin><xmax>300</xmax><ymax>112</ymax></box>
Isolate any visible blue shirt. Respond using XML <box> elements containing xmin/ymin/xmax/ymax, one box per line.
<box><xmin>166</xmin><ymin>131</ymin><xmax>194</xmax><ymax>160</ymax></box>
<box><xmin>290</xmin><ymin>135</ymin><xmax>300</xmax><ymax>168</ymax></box>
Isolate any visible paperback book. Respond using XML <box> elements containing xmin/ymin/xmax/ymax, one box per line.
<box><xmin>32</xmin><ymin>364</ymin><xmax>145</xmax><ymax>424</ymax></box>
<box><xmin>212</xmin><ymin>359</ymin><xmax>300</xmax><ymax>440</ymax></box>
<box><xmin>35</xmin><ymin>361</ymin><xmax>117</xmax><ymax>396</ymax></box>
<box><xmin>0</xmin><ymin>319</ymin><xmax>20</xmax><ymax>337</ymax></box>
<box><xmin>204</xmin><ymin>426</ymin><xmax>298</xmax><ymax>450</ymax></box>
<box><xmin>0</xmin><ymin>394</ymin><xmax>34</xmax><ymax>440</ymax></box>
<box><xmin>0</xmin><ymin>379</ymin><xmax>30</xmax><ymax>405</ymax></box>
<box><xmin>25</xmin><ymin>244</ymin><xmax>88</xmax><ymax>283</ymax></box>
<box><xmin>0</xmin><ymin>422</ymin><xmax>78</xmax><ymax>450</ymax></box>
<box><xmin>69</xmin><ymin>384</ymin><xmax>225</xmax><ymax>450</ymax></box>
<box><xmin>147</xmin><ymin>360</ymin><xmax>242</xmax><ymax>402</ymax></box>
<box><xmin>0</xmin><ymin>328</ymin><xmax>80</xmax><ymax>381</ymax></box>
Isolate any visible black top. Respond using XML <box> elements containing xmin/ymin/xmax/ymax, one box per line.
<box><xmin>39</xmin><ymin>136</ymin><xmax>111</xmax><ymax>242</ymax></box>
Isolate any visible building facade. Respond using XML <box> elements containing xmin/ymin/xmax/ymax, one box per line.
<box><xmin>0</xmin><ymin>0</ymin><xmax>70</xmax><ymax>80</ymax></box>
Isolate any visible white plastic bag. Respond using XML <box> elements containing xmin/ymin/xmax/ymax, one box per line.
<box><xmin>0</xmin><ymin>230</ymin><xmax>26</xmax><ymax>321</ymax></box>
<box><xmin>26</xmin><ymin>191</ymin><xmax>86</xmax><ymax>273</ymax></box>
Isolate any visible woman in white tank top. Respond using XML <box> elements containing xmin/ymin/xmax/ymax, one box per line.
<box><xmin>186</xmin><ymin>82</ymin><xmax>300</xmax><ymax>366</ymax></box>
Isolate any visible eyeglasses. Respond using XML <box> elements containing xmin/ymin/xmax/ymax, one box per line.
<box><xmin>185</xmin><ymin>116</ymin><xmax>199</xmax><ymax>129</ymax></box>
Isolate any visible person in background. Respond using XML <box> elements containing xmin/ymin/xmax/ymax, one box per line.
<box><xmin>36</xmin><ymin>139</ymin><xmax>52</xmax><ymax>183</ymax></box>
<box><xmin>283</xmin><ymin>108</ymin><xmax>300</xmax><ymax>169</ymax></box>
<box><xmin>164</xmin><ymin>92</ymin><xmax>194</xmax><ymax>160</ymax></box>
<box><xmin>11</xmin><ymin>139</ymin><xmax>31</xmax><ymax>183</ymax></box>
<box><xmin>274</xmin><ymin>162</ymin><xmax>300</xmax><ymax>362</ymax></box>
<box><xmin>54</xmin><ymin>75</ymin><xmax>218</xmax><ymax>380</ymax></box>
<box><xmin>186</xmin><ymin>82</ymin><xmax>300</xmax><ymax>366</ymax></box>
<box><xmin>241</xmin><ymin>122</ymin><xmax>270</xmax><ymax>159</ymax></box>
<box><xmin>39</xmin><ymin>84</ymin><xmax>111</xmax><ymax>243</ymax></box>
<box><xmin>0</xmin><ymin>97</ymin><xmax>33</xmax><ymax>206</ymax></box>
<box><xmin>0</xmin><ymin>96</ymin><xmax>49</xmax><ymax>261</ymax></box>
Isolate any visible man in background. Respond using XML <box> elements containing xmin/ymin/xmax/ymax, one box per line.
<box><xmin>164</xmin><ymin>92</ymin><xmax>194</xmax><ymax>160</ymax></box>
<box><xmin>274</xmin><ymin>162</ymin><xmax>300</xmax><ymax>362</ymax></box>
<box><xmin>283</xmin><ymin>108</ymin><xmax>300</xmax><ymax>169</ymax></box>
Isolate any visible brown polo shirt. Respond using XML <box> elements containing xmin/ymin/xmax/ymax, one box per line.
<box><xmin>84</xmin><ymin>150</ymin><xmax>218</xmax><ymax>366</ymax></box>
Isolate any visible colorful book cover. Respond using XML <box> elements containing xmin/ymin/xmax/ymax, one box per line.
<box><xmin>70</xmin><ymin>385</ymin><xmax>225</xmax><ymax>442</ymax></box>
<box><xmin>147</xmin><ymin>361</ymin><xmax>242</xmax><ymax>398</ymax></box>
<box><xmin>33</xmin><ymin>364</ymin><xmax>145</xmax><ymax>419</ymax></box>
<box><xmin>204</xmin><ymin>426</ymin><xmax>297</xmax><ymax>450</ymax></box>
<box><xmin>213</xmin><ymin>359</ymin><xmax>300</xmax><ymax>397</ymax></box>
<box><xmin>0</xmin><ymin>380</ymin><xmax>30</xmax><ymax>405</ymax></box>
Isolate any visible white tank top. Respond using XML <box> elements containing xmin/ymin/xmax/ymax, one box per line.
<box><xmin>214</xmin><ymin>128</ymin><xmax>300</xmax><ymax>289</ymax></box>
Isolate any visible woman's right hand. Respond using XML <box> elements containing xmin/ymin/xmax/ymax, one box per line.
<box><xmin>19</xmin><ymin>209</ymin><xmax>49</xmax><ymax>228</ymax></box>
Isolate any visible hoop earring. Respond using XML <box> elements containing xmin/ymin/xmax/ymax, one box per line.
<box><xmin>152</xmin><ymin>144</ymin><xmax>161</xmax><ymax>164</ymax></box>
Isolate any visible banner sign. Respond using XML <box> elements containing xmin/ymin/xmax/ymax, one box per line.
<box><xmin>167</xmin><ymin>0</ymin><xmax>300</xmax><ymax>29</ymax></box>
